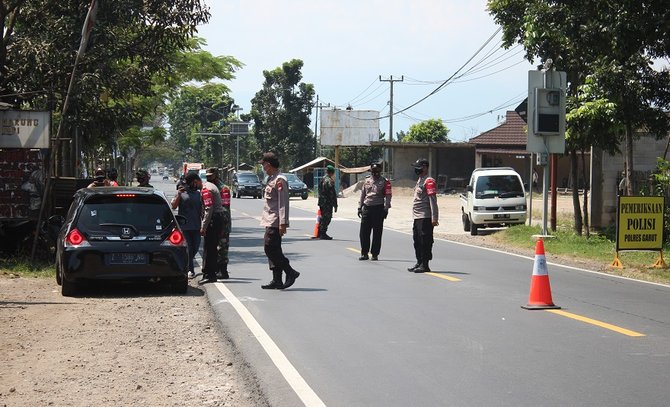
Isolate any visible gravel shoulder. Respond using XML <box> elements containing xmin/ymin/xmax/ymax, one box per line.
<box><xmin>0</xmin><ymin>276</ymin><xmax>269</xmax><ymax>407</ymax></box>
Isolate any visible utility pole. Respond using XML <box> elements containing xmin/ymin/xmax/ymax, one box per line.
<box><xmin>379</xmin><ymin>75</ymin><xmax>403</xmax><ymax>176</ymax></box>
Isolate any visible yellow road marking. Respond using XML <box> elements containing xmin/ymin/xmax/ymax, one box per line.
<box><xmin>347</xmin><ymin>247</ymin><xmax>360</xmax><ymax>254</ymax></box>
<box><xmin>546</xmin><ymin>309</ymin><xmax>646</xmax><ymax>337</ymax></box>
<box><xmin>425</xmin><ymin>272</ymin><xmax>461</xmax><ymax>282</ymax></box>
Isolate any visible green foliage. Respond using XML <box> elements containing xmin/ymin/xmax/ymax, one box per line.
<box><xmin>250</xmin><ymin>59</ymin><xmax>315</xmax><ymax>170</ymax></box>
<box><xmin>402</xmin><ymin>119</ymin><xmax>450</xmax><ymax>143</ymax></box>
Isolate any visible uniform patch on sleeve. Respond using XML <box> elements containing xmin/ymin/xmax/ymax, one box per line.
<box><xmin>220</xmin><ymin>187</ymin><xmax>231</xmax><ymax>206</ymax></box>
<box><xmin>202</xmin><ymin>188</ymin><xmax>213</xmax><ymax>206</ymax></box>
<box><xmin>425</xmin><ymin>178</ymin><xmax>437</xmax><ymax>196</ymax></box>
<box><xmin>384</xmin><ymin>180</ymin><xmax>392</xmax><ymax>196</ymax></box>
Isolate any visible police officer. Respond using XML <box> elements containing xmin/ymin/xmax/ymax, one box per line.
<box><xmin>171</xmin><ymin>172</ymin><xmax>202</xmax><ymax>279</ymax></box>
<box><xmin>317</xmin><ymin>165</ymin><xmax>338</xmax><ymax>240</ymax></box>
<box><xmin>206</xmin><ymin>167</ymin><xmax>232</xmax><ymax>280</ymax></box>
<box><xmin>88</xmin><ymin>168</ymin><xmax>109</xmax><ymax>187</ymax></box>
<box><xmin>408</xmin><ymin>158</ymin><xmax>439</xmax><ymax>273</ymax></box>
<box><xmin>358</xmin><ymin>162</ymin><xmax>392</xmax><ymax>260</ymax></box>
<box><xmin>259</xmin><ymin>152</ymin><xmax>300</xmax><ymax>289</ymax></box>
<box><xmin>198</xmin><ymin>169</ymin><xmax>224</xmax><ymax>284</ymax></box>
<box><xmin>135</xmin><ymin>169</ymin><xmax>153</xmax><ymax>187</ymax></box>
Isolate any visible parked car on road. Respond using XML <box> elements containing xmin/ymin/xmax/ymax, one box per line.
<box><xmin>282</xmin><ymin>173</ymin><xmax>309</xmax><ymax>199</ymax></box>
<box><xmin>232</xmin><ymin>171</ymin><xmax>262</xmax><ymax>198</ymax></box>
<box><xmin>54</xmin><ymin>187</ymin><xmax>189</xmax><ymax>296</ymax></box>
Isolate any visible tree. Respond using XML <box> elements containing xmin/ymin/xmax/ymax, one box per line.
<box><xmin>402</xmin><ymin>119</ymin><xmax>450</xmax><ymax>143</ymax></box>
<box><xmin>0</xmin><ymin>1</ymin><xmax>218</xmax><ymax>174</ymax></box>
<box><xmin>166</xmin><ymin>83</ymin><xmax>239</xmax><ymax>168</ymax></box>
<box><xmin>250</xmin><ymin>59</ymin><xmax>315</xmax><ymax>169</ymax></box>
<box><xmin>488</xmin><ymin>0</ymin><xmax>670</xmax><ymax>234</ymax></box>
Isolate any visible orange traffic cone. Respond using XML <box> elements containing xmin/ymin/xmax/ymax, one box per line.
<box><xmin>521</xmin><ymin>239</ymin><xmax>560</xmax><ymax>310</ymax></box>
<box><xmin>311</xmin><ymin>208</ymin><xmax>322</xmax><ymax>239</ymax></box>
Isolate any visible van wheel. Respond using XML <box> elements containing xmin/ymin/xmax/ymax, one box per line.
<box><xmin>301</xmin><ymin>194</ymin><xmax>308</xmax><ymax>200</ymax></box>
<box><xmin>171</xmin><ymin>278</ymin><xmax>188</xmax><ymax>294</ymax></box>
<box><xmin>462</xmin><ymin>213</ymin><xmax>470</xmax><ymax>232</ymax></box>
<box><xmin>470</xmin><ymin>219</ymin><xmax>479</xmax><ymax>236</ymax></box>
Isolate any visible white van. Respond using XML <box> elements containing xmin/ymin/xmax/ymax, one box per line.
<box><xmin>460</xmin><ymin>167</ymin><xmax>527</xmax><ymax>235</ymax></box>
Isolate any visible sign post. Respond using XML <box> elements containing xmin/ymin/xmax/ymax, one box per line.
<box><xmin>612</xmin><ymin>195</ymin><xmax>666</xmax><ymax>268</ymax></box>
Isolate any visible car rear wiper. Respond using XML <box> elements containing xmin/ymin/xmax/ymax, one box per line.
<box><xmin>99</xmin><ymin>223</ymin><xmax>139</xmax><ymax>234</ymax></box>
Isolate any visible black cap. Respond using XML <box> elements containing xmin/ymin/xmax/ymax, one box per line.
<box><xmin>259</xmin><ymin>152</ymin><xmax>280</xmax><ymax>168</ymax></box>
<box><xmin>185</xmin><ymin>172</ymin><xmax>200</xmax><ymax>183</ymax></box>
<box><xmin>370</xmin><ymin>162</ymin><xmax>382</xmax><ymax>171</ymax></box>
<box><xmin>412</xmin><ymin>158</ymin><xmax>429</xmax><ymax>169</ymax></box>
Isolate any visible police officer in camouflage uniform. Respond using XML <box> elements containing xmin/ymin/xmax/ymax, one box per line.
<box><xmin>317</xmin><ymin>165</ymin><xmax>338</xmax><ymax>240</ymax></box>
<box><xmin>259</xmin><ymin>152</ymin><xmax>300</xmax><ymax>290</ymax></box>
<box><xmin>408</xmin><ymin>158</ymin><xmax>439</xmax><ymax>273</ymax></box>
<box><xmin>199</xmin><ymin>170</ymin><xmax>224</xmax><ymax>285</ymax></box>
<box><xmin>358</xmin><ymin>162</ymin><xmax>392</xmax><ymax>261</ymax></box>
<box><xmin>205</xmin><ymin>167</ymin><xmax>232</xmax><ymax>280</ymax></box>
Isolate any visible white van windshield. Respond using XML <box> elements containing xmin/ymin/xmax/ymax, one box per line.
<box><xmin>475</xmin><ymin>175</ymin><xmax>524</xmax><ymax>198</ymax></box>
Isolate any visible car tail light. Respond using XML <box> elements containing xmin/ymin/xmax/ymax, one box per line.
<box><xmin>65</xmin><ymin>228</ymin><xmax>90</xmax><ymax>247</ymax></box>
<box><xmin>162</xmin><ymin>229</ymin><xmax>186</xmax><ymax>247</ymax></box>
<box><xmin>116</xmin><ymin>194</ymin><xmax>136</xmax><ymax>198</ymax></box>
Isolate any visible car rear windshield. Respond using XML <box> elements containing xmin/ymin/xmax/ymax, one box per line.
<box><xmin>76</xmin><ymin>195</ymin><xmax>175</xmax><ymax>234</ymax></box>
<box><xmin>475</xmin><ymin>175</ymin><xmax>524</xmax><ymax>198</ymax></box>
<box><xmin>238</xmin><ymin>173</ymin><xmax>259</xmax><ymax>182</ymax></box>
<box><xmin>283</xmin><ymin>173</ymin><xmax>299</xmax><ymax>182</ymax></box>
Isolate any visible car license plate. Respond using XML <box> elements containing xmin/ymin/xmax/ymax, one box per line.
<box><xmin>109</xmin><ymin>253</ymin><xmax>147</xmax><ymax>265</ymax></box>
<box><xmin>493</xmin><ymin>213</ymin><xmax>510</xmax><ymax>219</ymax></box>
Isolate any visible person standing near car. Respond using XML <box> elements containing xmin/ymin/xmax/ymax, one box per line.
<box><xmin>259</xmin><ymin>152</ymin><xmax>300</xmax><ymax>289</ymax></box>
<box><xmin>171</xmin><ymin>172</ymin><xmax>202</xmax><ymax>279</ymax></box>
<box><xmin>206</xmin><ymin>167</ymin><xmax>232</xmax><ymax>280</ymax></box>
<box><xmin>408</xmin><ymin>158</ymin><xmax>439</xmax><ymax>273</ymax></box>
<box><xmin>317</xmin><ymin>164</ymin><xmax>338</xmax><ymax>240</ymax></box>
<box><xmin>198</xmin><ymin>169</ymin><xmax>224</xmax><ymax>285</ymax></box>
<box><xmin>108</xmin><ymin>168</ymin><xmax>119</xmax><ymax>186</ymax></box>
<box><xmin>87</xmin><ymin>168</ymin><xmax>110</xmax><ymax>187</ymax></box>
<box><xmin>135</xmin><ymin>169</ymin><xmax>153</xmax><ymax>188</ymax></box>
<box><xmin>358</xmin><ymin>162</ymin><xmax>392</xmax><ymax>261</ymax></box>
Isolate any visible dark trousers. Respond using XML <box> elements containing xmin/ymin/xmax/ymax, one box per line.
<box><xmin>318</xmin><ymin>206</ymin><xmax>333</xmax><ymax>234</ymax></box>
<box><xmin>360</xmin><ymin>204</ymin><xmax>384</xmax><ymax>256</ymax></box>
<box><xmin>203</xmin><ymin>213</ymin><xmax>223</xmax><ymax>279</ymax></box>
<box><xmin>264</xmin><ymin>227</ymin><xmax>290</xmax><ymax>270</ymax></box>
<box><xmin>217</xmin><ymin>210</ymin><xmax>231</xmax><ymax>270</ymax></box>
<box><xmin>413</xmin><ymin>218</ymin><xmax>434</xmax><ymax>263</ymax></box>
<box><xmin>183</xmin><ymin>229</ymin><xmax>201</xmax><ymax>273</ymax></box>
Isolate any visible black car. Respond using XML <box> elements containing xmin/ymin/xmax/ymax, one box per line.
<box><xmin>54</xmin><ymin>187</ymin><xmax>189</xmax><ymax>296</ymax></box>
<box><xmin>281</xmin><ymin>173</ymin><xmax>309</xmax><ymax>200</ymax></box>
<box><xmin>232</xmin><ymin>171</ymin><xmax>262</xmax><ymax>198</ymax></box>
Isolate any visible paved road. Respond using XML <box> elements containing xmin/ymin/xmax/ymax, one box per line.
<box><xmin>158</xmin><ymin>179</ymin><xmax>670</xmax><ymax>407</ymax></box>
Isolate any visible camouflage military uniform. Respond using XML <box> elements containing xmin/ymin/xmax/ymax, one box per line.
<box><xmin>317</xmin><ymin>172</ymin><xmax>338</xmax><ymax>238</ymax></box>
<box><xmin>212</xmin><ymin>175</ymin><xmax>232</xmax><ymax>279</ymax></box>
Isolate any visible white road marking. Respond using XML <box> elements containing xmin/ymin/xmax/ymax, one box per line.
<box><xmin>213</xmin><ymin>283</ymin><xmax>327</xmax><ymax>407</ymax></box>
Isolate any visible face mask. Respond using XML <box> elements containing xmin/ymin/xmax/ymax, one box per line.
<box><xmin>414</xmin><ymin>167</ymin><xmax>422</xmax><ymax>175</ymax></box>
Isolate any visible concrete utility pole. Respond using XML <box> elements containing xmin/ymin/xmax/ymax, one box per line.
<box><xmin>379</xmin><ymin>75</ymin><xmax>403</xmax><ymax>176</ymax></box>
<box><xmin>379</xmin><ymin>75</ymin><xmax>404</xmax><ymax>142</ymax></box>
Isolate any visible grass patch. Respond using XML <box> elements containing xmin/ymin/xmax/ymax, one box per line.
<box><xmin>0</xmin><ymin>257</ymin><xmax>55</xmax><ymax>278</ymax></box>
<box><xmin>495</xmin><ymin>224</ymin><xmax>670</xmax><ymax>285</ymax></box>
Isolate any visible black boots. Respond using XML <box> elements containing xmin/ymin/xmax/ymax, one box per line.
<box><xmin>261</xmin><ymin>267</ymin><xmax>284</xmax><ymax>289</ymax></box>
<box><xmin>413</xmin><ymin>261</ymin><xmax>431</xmax><ymax>273</ymax></box>
<box><xmin>319</xmin><ymin>233</ymin><xmax>333</xmax><ymax>240</ymax></box>
<box><xmin>283</xmin><ymin>265</ymin><xmax>300</xmax><ymax>289</ymax></box>
<box><xmin>407</xmin><ymin>262</ymin><xmax>421</xmax><ymax>272</ymax></box>
<box><xmin>217</xmin><ymin>264</ymin><xmax>229</xmax><ymax>280</ymax></box>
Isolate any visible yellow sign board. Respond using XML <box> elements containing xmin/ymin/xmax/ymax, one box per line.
<box><xmin>616</xmin><ymin>196</ymin><xmax>665</xmax><ymax>251</ymax></box>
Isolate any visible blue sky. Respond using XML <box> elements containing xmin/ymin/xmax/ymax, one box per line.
<box><xmin>196</xmin><ymin>0</ymin><xmax>537</xmax><ymax>142</ymax></box>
